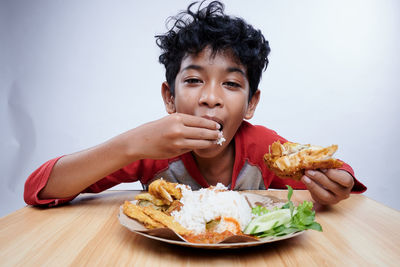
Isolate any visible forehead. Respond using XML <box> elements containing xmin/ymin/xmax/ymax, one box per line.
<box><xmin>180</xmin><ymin>47</ymin><xmax>247</xmax><ymax>74</ymax></box>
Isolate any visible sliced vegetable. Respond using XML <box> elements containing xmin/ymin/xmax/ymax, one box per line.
<box><xmin>244</xmin><ymin>209</ymin><xmax>291</xmax><ymax>235</ymax></box>
<box><xmin>245</xmin><ymin>185</ymin><xmax>322</xmax><ymax>238</ymax></box>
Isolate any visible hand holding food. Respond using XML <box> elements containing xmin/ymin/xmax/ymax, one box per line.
<box><xmin>264</xmin><ymin>141</ymin><xmax>343</xmax><ymax>180</ymax></box>
<box><xmin>302</xmin><ymin>169</ymin><xmax>354</xmax><ymax>205</ymax></box>
<box><xmin>122</xmin><ymin>113</ymin><xmax>221</xmax><ymax>160</ymax></box>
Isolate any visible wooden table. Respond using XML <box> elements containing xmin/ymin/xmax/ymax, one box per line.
<box><xmin>1</xmin><ymin>190</ymin><xmax>399</xmax><ymax>266</ymax></box>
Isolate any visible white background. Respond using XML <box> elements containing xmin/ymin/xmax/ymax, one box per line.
<box><xmin>1</xmin><ymin>0</ymin><xmax>399</xmax><ymax>217</ymax></box>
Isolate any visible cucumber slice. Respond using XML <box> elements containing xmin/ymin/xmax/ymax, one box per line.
<box><xmin>244</xmin><ymin>209</ymin><xmax>292</xmax><ymax>235</ymax></box>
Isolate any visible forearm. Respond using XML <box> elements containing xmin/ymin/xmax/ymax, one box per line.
<box><xmin>37</xmin><ymin>114</ymin><xmax>220</xmax><ymax>199</ymax></box>
<box><xmin>38</xmin><ymin>133</ymin><xmax>140</xmax><ymax>199</ymax></box>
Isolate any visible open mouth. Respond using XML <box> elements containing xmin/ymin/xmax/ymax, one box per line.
<box><xmin>218</xmin><ymin>123</ymin><xmax>223</xmax><ymax>132</ymax></box>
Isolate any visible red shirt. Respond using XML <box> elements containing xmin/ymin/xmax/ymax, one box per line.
<box><xmin>24</xmin><ymin>121</ymin><xmax>367</xmax><ymax>206</ymax></box>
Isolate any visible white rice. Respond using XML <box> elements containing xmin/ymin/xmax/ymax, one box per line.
<box><xmin>171</xmin><ymin>183</ymin><xmax>252</xmax><ymax>234</ymax></box>
<box><xmin>216</xmin><ymin>131</ymin><xmax>226</xmax><ymax>146</ymax></box>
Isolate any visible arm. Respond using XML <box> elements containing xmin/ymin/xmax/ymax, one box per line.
<box><xmin>38</xmin><ymin>136</ymin><xmax>134</xmax><ymax>199</ymax></box>
<box><xmin>31</xmin><ymin>113</ymin><xmax>221</xmax><ymax>200</ymax></box>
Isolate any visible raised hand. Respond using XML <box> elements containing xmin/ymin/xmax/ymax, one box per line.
<box><xmin>121</xmin><ymin>113</ymin><xmax>221</xmax><ymax>160</ymax></box>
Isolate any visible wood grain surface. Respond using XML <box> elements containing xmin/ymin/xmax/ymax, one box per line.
<box><xmin>1</xmin><ymin>190</ymin><xmax>399</xmax><ymax>266</ymax></box>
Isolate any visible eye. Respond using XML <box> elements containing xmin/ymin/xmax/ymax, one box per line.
<box><xmin>184</xmin><ymin>78</ymin><xmax>203</xmax><ymax>84</ymax></box>
<box><xmin>224</xmin><ymin>81</ymin><xmax>241</xmax><ymax>88</ymax></box>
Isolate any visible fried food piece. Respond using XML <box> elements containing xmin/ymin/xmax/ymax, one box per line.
<box><xmin>264</xmin><ymin>141</ymin><xmax>343</xmax><ymax>180</ymax></box>
<box><xmin>122</xmin><ymin>201</ymin><xmax>164</xmax><ymax>229</ymax></box>
<box><xmin>135</xmin><ymin>192</ymin><xmax>170</xmax><ymax>206</ymax></box>
<box><xmin>123</xmin><ymin>200</ymin><xmax>190</xmax><ymax>235</ymax></box>
<box><xmin>141</xmin><ymin>206</ymin><xmax>191</xmax><ymax>235</ymax></box>
<box><xmin>165</xmin><ymin>200</ymin><xmax>183</xmax><ymax>215</ymax></box>
<box><xmin>148</xmin><ymin>179</ymin><xmax>182</xmax><ymax>204</ymax></box>
<box><xmin>136</xmin><ymin>200</ymin><xmax>168</xmax><ymax>212</ymax></box>
<box><xmin>123</xmin><ymin>179</ymin><xmax>189</xmax><ymax>234</ymax></box>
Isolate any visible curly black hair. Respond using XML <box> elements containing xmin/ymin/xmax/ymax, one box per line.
<box><xmin>155</xmin><ymin>0</ymin><xmax>271</xmax><ymax>100</ymax></box>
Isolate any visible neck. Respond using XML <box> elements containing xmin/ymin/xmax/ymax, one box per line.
<box><xmin>193</xmin><ymin>142</ymin><xmax>235</xmax><ymax>187</ymax></box>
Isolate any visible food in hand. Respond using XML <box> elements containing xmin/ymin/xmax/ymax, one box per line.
<box><xmin>264</xmin><ymin>141</ymin><xmax>343</xmax><ymax>180</ymax></box>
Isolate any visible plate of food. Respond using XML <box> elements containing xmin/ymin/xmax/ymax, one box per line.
<box><xmin>118</xmin><ymin>178</ymin><xmax>322</xmax><ymax>249</ymax></box>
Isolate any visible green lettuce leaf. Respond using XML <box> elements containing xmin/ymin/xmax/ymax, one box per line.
<box><xmin>247</xmin><ymin>185</ymin><xmax>322</xmax><ymax>238</ymax></box>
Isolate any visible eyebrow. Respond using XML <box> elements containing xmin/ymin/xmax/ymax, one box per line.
<box><xmin>181</xmin><ymin>64</ymin><xmax>203</xmax><ymax>72</ymax></box>
<box><xmin>181</xmin><ymin>65</ymin><xmax>246</xmax><ymax>77</ymax></box>
<box><xmin>226</xmin><ymin>67</ymin><xmax>246</xmax><ymax>77</ymax></box>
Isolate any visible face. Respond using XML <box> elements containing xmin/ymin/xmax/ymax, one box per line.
<box><xmin>163</xmin><ymin>47</ymin><xmax>260</xmax><ymax>158</ymax></box>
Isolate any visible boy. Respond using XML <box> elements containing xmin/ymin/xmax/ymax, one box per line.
<box><xmin>24</xmin><ymin>1</ymin><xmax>366</xmax><ymax>207</ymax></box>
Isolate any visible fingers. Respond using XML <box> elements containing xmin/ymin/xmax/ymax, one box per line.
<box><xmin>306</xmin><ymin>170</ymin><xmax>348</xmax><ymax>196</ymax></box>
<box><xmin>302</xmin><ymin>174</ymin><xmax>338</xmax><ymax>205</ymax></box>
<box><xmin>168</xmin><ymin>113</ymin><xmax>221</xmax><ymax>142</ymax></box>
<box><xmin>179</xmin><ymin>139</ymin><xmax>219</xmax><ymax>150</ymax></box>
<box><xmin>175</xmin><ymin>113</ymin><xmax>220</xmax><ymax>130</ymax></box>
<box><xmin>322</xmin><ymin>169</ymin><xmax>355</xmax><ymax>188</ymax></box>
<box><xmin>134</xmin><ymin>114</ymin><xmax>224</xmax><ymax>160</ymax></box>
<box><xmin>182</xmin><ymin>126</ymin><xmax>220</xmax><ymax>141</ymax></box>
<box><xmin>302</xmin><ymin>170</ymin><xmax>353</xmax><ymax>205</ymax></box>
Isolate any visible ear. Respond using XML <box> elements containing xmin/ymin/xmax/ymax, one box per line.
<box><xmin>244</xmin><ymin>90</ymin><xmax>260</xmax><ymax>120</ymax></box>
<box><xmin>161</xmin><ymin>82</ymin><xmax>176</xmax><ymax>114</ymax></box>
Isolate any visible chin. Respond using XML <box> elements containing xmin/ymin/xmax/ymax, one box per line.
<box><xmin>192</xmin><ymin>146</ymin><xmax>225</xmax><ymax>158</ymax></box>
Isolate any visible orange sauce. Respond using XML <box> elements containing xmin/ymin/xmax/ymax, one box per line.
<box><xmin>223</xmin><ymin>217</ymin><xmax>241</xmax><ymax>234</ymax></box>
<box><xmin>182</xmin><ymin>217</ymin><xmax>244</xmax><ymax>244</ymax></box>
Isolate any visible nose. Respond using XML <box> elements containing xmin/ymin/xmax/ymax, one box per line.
<box><xmin>198</xmin><ymin>82</ymin><xmax>223</xmax><ymax>108</ymax></box>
